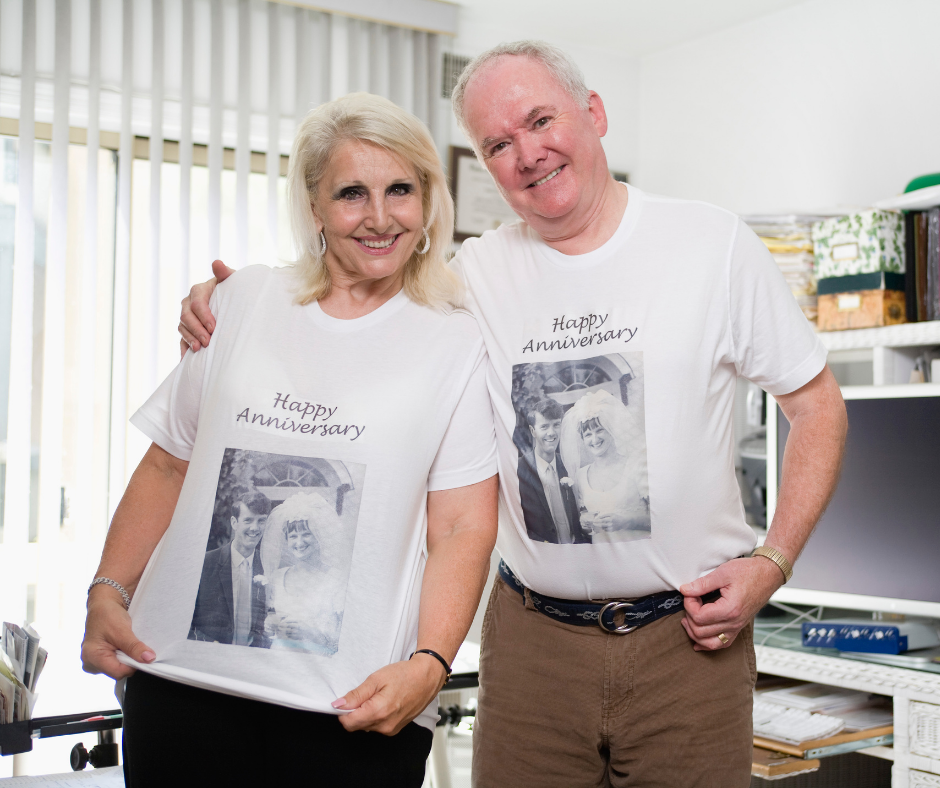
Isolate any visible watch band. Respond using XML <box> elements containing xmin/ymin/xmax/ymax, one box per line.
<box><xmin>751</xmin><ymin>545</ymin><xmax>793</xmax><ymax>583</ymax></box>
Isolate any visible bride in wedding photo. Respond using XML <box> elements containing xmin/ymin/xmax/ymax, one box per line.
<box><xmin>560</xmin><ymin>389</ymin><xmax>651</xmax><ymax>544</ymax></box>
<box><xmin>261</xmin><ymin>492</ymin><xmax>348</xmax><ymax>654</ymax></box>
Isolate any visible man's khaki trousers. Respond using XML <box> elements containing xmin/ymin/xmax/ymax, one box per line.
<box><xmin>471</xmin><ymin>577</ymin><xmax>756</xmax><ymax>788</ymax></box>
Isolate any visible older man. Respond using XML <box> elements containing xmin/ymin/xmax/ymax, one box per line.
<box><xmin>179</xmin><ymin>41</ymin><xmax>846</xmax><ymax>788</ymax></box>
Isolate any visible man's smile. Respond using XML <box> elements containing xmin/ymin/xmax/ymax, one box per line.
<box><xmin>529</xmin><ymin>166</ymin><xmax>563</xmax><ymax>188</ymax></box>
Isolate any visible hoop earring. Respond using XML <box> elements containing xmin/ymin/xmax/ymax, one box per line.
<box><xmin>418</xmin><ymin>228</ymin><xmax>431</xmax><ymax>255</ymax></box>
<box><xmin>319</xmin><ymin>231</ymin><xmax>327</xmax><ymax>255</ymax></box>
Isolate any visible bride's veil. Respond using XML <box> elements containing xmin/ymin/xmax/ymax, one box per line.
<box><xmin>559</xmin><ymin>389</ymin><xmax>636</xmax><ymax>478</ymax></box>
<box><xmin>259</xmin><ymin>491</ymin><xmax>345</xmax><ymax>579</ymax></box>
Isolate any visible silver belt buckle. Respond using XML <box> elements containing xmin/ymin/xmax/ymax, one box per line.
<box><xmin>598</xmin><ymin>601</ymin><xmax>638</xmax><ymax>635</ymax></box>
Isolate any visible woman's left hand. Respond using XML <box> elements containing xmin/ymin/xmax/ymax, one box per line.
<box><xmin>331</xmin><ymin>655</ymin><xmax>446</xmax><ymax>735</ymax></box>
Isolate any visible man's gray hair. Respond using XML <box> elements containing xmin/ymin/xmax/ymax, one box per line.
<box><xmin>451</xmin><ymin>40</ymin><xmax>591</xmax><ymax>147</ymax></box>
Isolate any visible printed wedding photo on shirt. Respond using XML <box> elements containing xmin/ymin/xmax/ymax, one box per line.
<box><xmin>188</xmin><ymin>449</ymin><xmax>366</xmax><ymax>655</ymax></box>
<box><xmin>511</xmin><ymin>353</ymin><xmax>650</xmax><ymax>545</ymax></box>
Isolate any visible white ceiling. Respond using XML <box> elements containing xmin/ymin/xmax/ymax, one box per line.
<box><xmin>452</xmin><ymin>0</ymin><xmax>814</xmax><ymax>57</ymax></box>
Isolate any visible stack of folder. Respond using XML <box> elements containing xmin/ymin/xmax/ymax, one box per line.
<box><xmin>744</xmin><ymin>215</ymin><xmax>829</xmax><ymax>324</ymax></box>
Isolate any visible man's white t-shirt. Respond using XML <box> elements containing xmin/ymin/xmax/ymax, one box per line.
<box><xmin>124</xmin><ymin>265</ymin><xmax>497</xmax><ymax>730</ymax></box>
<box><xmin>454</xmin><ymin>184</ymin><xmax>826</xmax><ymax>600</ymax></box>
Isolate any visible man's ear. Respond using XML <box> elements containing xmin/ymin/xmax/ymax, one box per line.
<box><xmin>586</xmin><ymin>91</ymin><xmax>608</xmax><ymax>138</ymax></box>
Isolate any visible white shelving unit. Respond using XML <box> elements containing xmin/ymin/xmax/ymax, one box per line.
<box><xmin>821</xmin><ymin>321</ymin><xmax>940</xmax><ymax>386</ymax></box>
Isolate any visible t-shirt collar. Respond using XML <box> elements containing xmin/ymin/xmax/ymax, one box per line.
<box><xmin>307</xmin><ymin>288</ymin><xmax>411</xmax><ymax>332</ymax></box>
<box><xmin>529</xmin><ymin>182</ymin><xmax>644</xmax><ymax>270</ymax></box>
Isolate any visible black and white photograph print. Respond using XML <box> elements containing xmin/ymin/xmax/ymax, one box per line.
<box><xmin>188</xmin><ymin>449</ymin><xmax>365</xmax><ymax>655</ymax></box>
<box><xmin>511</xmin><ymin>353</ymin><xmax>650</xmax><ymax>545</ymax></box>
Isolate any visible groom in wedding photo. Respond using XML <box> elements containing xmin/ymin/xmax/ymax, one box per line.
<box><xmin>518</xmin><ymin>399</ymin><xmax>589</xmax><ymax>545</ymax></box>
<box><xmin>189</xmin><ymin>492</ymin><xmax>272</xmax><ymax>646</ymax></box>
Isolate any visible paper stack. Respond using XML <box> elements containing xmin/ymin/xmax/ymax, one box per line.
<box><xmin>0</xmin><ymin>622</ymin><xmax>47</xmax><ymax>724</ymax></box>
<box><xmin>744</xmin><ymin>215</ymin><xmax>831</xmax><ymax>324</ymax></box>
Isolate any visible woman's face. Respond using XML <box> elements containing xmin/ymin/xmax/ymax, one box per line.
<box><xmin>314</xmin><ymin>140</ymin><xmax>425</xmax><ymax>291</ymax></box>
<box><xmin>581</xmin><ymin>422</ymin><xmax>614</xmax><ymax>458</ymax></box>
<box><xmin>287</xmin><ymin>523</ymin><xmax>319</xmax><ymax>563</ymax></box>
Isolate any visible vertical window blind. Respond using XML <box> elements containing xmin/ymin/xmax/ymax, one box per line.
<box><xmin>0</xmin><ymin>1</ymin><xmax>450</xmax><ymax>766</ymax></box>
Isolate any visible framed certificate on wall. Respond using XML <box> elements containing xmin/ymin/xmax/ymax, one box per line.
<box><xmin>449</xmin><ymin>146</ymin><xmax>521</xmax><ymax>241</ymax></box>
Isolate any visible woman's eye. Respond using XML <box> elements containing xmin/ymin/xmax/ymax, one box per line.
<box><xmin>535</xmin><ymin>117</ymin><xmax>550</xmax><ymax>128</ymax></box>
<box><xmin>339</xmin><ymin>188</ymin><xmax>364</xmax><ymax>200</ymax></box>
<box><xmin>389</xmin><ymin>184</ymin><xmax>412</xmax><ymax>196</ymax></box>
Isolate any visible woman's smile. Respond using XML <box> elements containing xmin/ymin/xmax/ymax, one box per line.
<box><xmin>354</xmin><ymin>233</ymin><xmax>403</xmax><ymax>254</ymax></box>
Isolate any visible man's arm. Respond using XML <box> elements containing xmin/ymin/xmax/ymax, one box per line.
<box><xmin>332</xmin><ymin>475</ymin><xmax>498</xmax><ymax>735</ymax></box>
<box><xmin>679</xmin><ymin>365</ymin><xmax>847</xmax><ymax>651</ymax></box>
<box><xmin>178</xmin><ymin>259</ymin><xmax>234</xmax><ymax>355</ymax></box>
<box><xmin>81</xmin><ymin>443</ymin><xmax>189</xmax><ymax>677</ymax></box>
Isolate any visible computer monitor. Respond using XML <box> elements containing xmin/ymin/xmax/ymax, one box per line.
<box><xmin>766</xmin><ymin>384</ymin><xmax>940</xmax><ymax>619</ymax></box>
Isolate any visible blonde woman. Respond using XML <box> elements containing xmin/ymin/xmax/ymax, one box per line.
<box><xmin>82</xmin><ymin>93</ymin><xmax>498</xmax><ymax>788</ymax></box>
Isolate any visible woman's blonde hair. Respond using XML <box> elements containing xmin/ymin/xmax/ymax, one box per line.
<box><xmin>288</xmin><ymin>92</ymin><xmax>462</xmax><ymax>309</ymax></box>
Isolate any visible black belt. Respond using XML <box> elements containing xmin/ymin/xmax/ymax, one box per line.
<box><xmin>498</xmin><ymin>560</ymin><xmax>714</xmax><ymax>635</ymax></box>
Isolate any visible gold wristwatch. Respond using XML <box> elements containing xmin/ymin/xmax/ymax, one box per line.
<box><xmin>751</xmin><ymin>545</ymin><xmax>793</xmax><ymax>583</ymax></box>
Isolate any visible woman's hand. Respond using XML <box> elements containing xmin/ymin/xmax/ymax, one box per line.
<box><xmin>178</xmin><ymin>260</ymin><xmax>234</xmax><ymax>357</ymax></box>
<box><xmin>81</xmin><ymin>587</ymin><xmax>155</xmax><ymax>680</ymax></box>
<box><xmin>595</xmin><ymin>507</ymin><xmax>651</xmax><ymax>532</ymax></box>
<box><xmin>579</xmin><ymin>511</ymin><xmax>596</xmax><ymax>532</ymax></box>
<box><xmin>332</xmin><ymin>655</ymin><xmax>446</xmax><ymax>736</ymax></box>
<box><xmin>275</xmin><ymin>617</ymin><xmax>307</xmax><ymax>641</ymax></box>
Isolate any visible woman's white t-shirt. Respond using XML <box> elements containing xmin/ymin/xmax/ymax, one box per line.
<box><xmin>124</xmin><ymin>265</ymin><xmax>497</xmax><ymax>730</ymax></box>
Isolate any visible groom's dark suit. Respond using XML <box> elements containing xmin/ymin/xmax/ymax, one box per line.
<box><xmin>189</xmin><ymin>543</ymin><xmax>268</xmax><ymax>647</ymax></box>
<box><xmin>518</xmin><ymin>449</ymin><xmax>588</xmax><ymax>544</ymax></box>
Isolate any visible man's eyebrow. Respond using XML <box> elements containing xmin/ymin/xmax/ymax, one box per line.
<box><xmin>525</xmin><ymin>105</ymin><xmax>555</xmax><ymax>123</ymax></box>
<box><xmin>480</xmin><ymin>106</ymin><xmax>559</xmax><ymax>152</ymax></box>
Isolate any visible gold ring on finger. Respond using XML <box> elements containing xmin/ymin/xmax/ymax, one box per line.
<box><xmin>717</xmin><ymin>632</ymin><xmax>729</xmax><ymax>645</ymax></box>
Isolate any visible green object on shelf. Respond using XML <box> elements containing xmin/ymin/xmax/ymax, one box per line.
<box><xmin>905</xmin><ymin>174</ymin><xmax>940</xmax><ymax>193</ymax></box>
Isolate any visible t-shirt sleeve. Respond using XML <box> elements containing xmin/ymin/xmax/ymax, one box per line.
<box><xmin>129</xmin><ymin>302</ymin><xmax>215</xmax><ymax>461</ymax></box>
<box><xmin>728</xmin><ymin>218</ymin><xmax>828</xmax><ymax>396</ymax></box>
<box><xmin>427</xmin><ymin>338</ymin><xmax>498</xmax><ymax>492</ymax></box>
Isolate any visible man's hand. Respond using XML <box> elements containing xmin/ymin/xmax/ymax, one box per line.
<box><xmin>679</xmin><ymin>556</ymin><xmax>783</xmax><ymax>651</ymax></box>
<box><xmin>331</xmin><ymin>655</ymin><xmax>446</xmax><ymax>736</ymax></box>
<box><xmin>81</xmin><ymin>587</ymin><xmax>156</xmax><ymax>679</ymax></box>
<box><xmin>178</xmin><ymin>259</ymin><xmax>234</xmax><ymax>357</ymax></box>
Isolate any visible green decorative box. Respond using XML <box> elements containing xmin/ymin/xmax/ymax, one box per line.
<box><xmin>812</xmin><ymin>210</ymin><xmax>905</xmax><ymax>278</ymax></box>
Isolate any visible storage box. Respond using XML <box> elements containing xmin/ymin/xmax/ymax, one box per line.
<box><xmin>817</xmin><ymin>289</ymin><xmax>906</xmax><ymax>331</ymax></box>
<box><xmin>813</xmin><ymin>211</ymin><xmax>905</xmax><ymax>278</ymax></box>
<box><xmin>816</xmin><ymin>271</ymin><xmax>905</xmax><ymax>295</ymax></box>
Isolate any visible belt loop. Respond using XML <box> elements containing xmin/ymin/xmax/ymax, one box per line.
<box><xmin>523</xmin><ymin>588</ymin><xmax>538</xmax><ymax>611</ymax></box>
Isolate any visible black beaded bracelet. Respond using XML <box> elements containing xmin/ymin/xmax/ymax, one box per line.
<box><xmin>410</xmin><ymin>648</ymin><xmax>452</xmax><ymax>683</ymax></box>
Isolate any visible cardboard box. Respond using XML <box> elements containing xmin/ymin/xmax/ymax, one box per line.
<box><xmin>813</xmin><ymin>211</ymin><xmax>905</xmax><ymax>278</ymax></box>
<box><xmin>817</xmin><ymin>289</ymin><xmax>906</xmax><ymax>331</ymax></box>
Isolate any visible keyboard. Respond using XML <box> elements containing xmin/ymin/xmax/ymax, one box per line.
<box><xmin>753</xmin><ymin>697</ymin><xmax>845</xmax><ymax>744</ymax></box>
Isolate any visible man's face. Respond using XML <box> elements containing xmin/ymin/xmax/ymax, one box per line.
<box><xmin>461</xmin><ymin>56</ymin><xmax>609</xmax><ymax>235</ymax></box>
<box><xmin>529</xmin><ymin>411</ymin><xmax>562</xmax><ymax>458</ymax></box>
<box><xmin>231</xmin><ymin>503</ymin><xmax>267</xmax><ymax>555</ymax></box>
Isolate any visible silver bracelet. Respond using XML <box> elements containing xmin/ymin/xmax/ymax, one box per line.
<box><xmin>88</xmin><ymin>577</ymin><xmax>132</xmax><ymax>610</ymax></box>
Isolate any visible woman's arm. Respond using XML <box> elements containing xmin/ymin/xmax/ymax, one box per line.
<box><xmin>81</xmin><ymin>443</ymin><xmax>189</xmax><ymax>678</ymax></box>
<box><xmin>334</xmin><ymin>474</ymin><xmax>498</xmax><ymax>735</ymax></box>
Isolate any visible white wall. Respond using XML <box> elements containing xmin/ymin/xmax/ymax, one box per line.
<box><xmin>449</xmin><ymin>11</ymin><xmax>640</xmax><ymax>178</ymax></box>
<box><xmin>636</xmin><ymin>0</ymin><xmax>940</xmax><ymax>215</ymax></box>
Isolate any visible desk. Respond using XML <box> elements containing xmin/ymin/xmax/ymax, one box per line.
<box><xmin>756</xmin><ymin>644</ymin><xmax>940</xmax><ymax>786</ymax></box>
